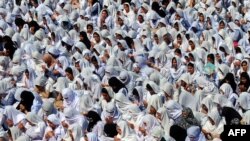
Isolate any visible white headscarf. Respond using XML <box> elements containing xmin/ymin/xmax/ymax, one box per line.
<box><xmin>114</xmin><ymin>92</ymin><xmax>133</xmax><ymax>114</ymax></box>
<box><xmin>203</xmin><ymin>108</ymin><xmax>224</xmax><ymax>135</ymax></box>
<box><xmin>62</xmin><ymin>88</ymin><xmax>79</xmax><ymax>109</ymax></box>
<box><xmin>170</xmin><ymin>56</ymin><xmax>185</xmax><ymax>82</ymax></box>
<box><xmin>117</xmin><ymin>120</ymin><xmax>137</xmax><ymax>141</ymax></box>
<box><xmin>3</xmin><ymin>106</ymin><xmax>26</xmax><ymax>126</ymax></box>
<box><xmin>157</xmin><ymin>107</ymin><xmax>171</xmax><ymax>134</ymax></box>
<box><xmin>79</xmin><ymin>94</ymin><xmax>94</xmax><ymax>114</ymax></box>
<box><xmin>237</xmin><ymin>92</ymin><xmax>250</xmax><ymax>111</ymax></box>
<box><xmin>186</xmin><ymin>126</ymin><xmax>206</xmax><ymax>141</ymax></box>
<box><xmin>139</xmin><ymin>114</ymin><xmax>159</xmax><ymax>135</ymax></box>
<box><xmin>147</xmin><ymin>94</ymin><xmax>163</xmax><ymax>113</ymax></box>
<box><xmin>165</xmin><ymin>100</ymin><xmax>183</xmax><ymax>120</ymax></box>
<box><xmin>219</xmin><ymin>83</ymin><xmax>238</xmax><ymax>105</ymax></box>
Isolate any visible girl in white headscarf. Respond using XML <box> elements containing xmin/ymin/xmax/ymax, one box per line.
<box><xmin>101</xmin><ymin>102</ymin><xmax>121</xmax><ymax>124</ymax></box>
<box><xmin>117</xmin><ymin>51</ymin><xmax>133</xmax><ymax>71</ymax></box>
<box><xmin>156</xmin><ymin>107</ymin><xmax>171</xmax><ymax>135</ymax></box>
<box><xmin>202</xmin><ymin>108</ymin><xmax>224</xmax><ymax>140</ymax></box>
<box><xmin>62</xmin><ymin>107</ymin><xmax>88</xmax><ymax>140</ymax></box>
<box><xmin>187</xmin><ymin>38</ymin><xmax>200</xmax><ymax>53</ymax></box>
<box><xmin>147</xmin><ymin>94</ymin><xmax>163</xmax><ymax>116</ymax></box>
<box><xmin>116</xmin><ymin>120</ymin><xmax>138</xmax><ymax>141</ymax></box>
<box><xmin>173</xmin><ymin>32</ymin><xmax>189</xmax><ymax>52</ymax></box>
<box><xmin>25</xmin><ymin>112</ymin><xmax>46</xmax><ymax>140</ymax></box>
<box><xmin>123</xmin><ymin>3</ymin><xmax>136</xmax><ymax>27</ymax></box>
<box><xmin>138</xmin><ymin>114</ymin><xmax>160</xmax><ymax>141</ymax></box>
<box><xmin>143</xmin><ymin>81</ymin><xmax>160</xmax><ymax>105</ymax></box>
<box><xmin>170</xmin><ymin>56</ymin><xmax>186</xmax><ymax>83</ymax></box>
<box><xmin>165</xmin><ymin>100</ymin><xmax>183</xmax><ymax>125</ymax></box>
<box><xmin>54</xmin><ymin>56</ymin><xmax>70</xmax><ymax>76</ymax></box>
<box><xmin>100</xmin><ymin>86</ymin><xmax>114</xmax><ymax>109</ymax></box>
<box><xmin>237</xmin><ymin>59</ymin><xmax>250</xmax><ymax>78</ymax></box>
<box><xmin>83</xmin><ymin>75</ymin><xmax>102</xmax><ymax>101</ymax></box>
<box><xmin>62</xmin><ymin>88</ymin><xmax>80</xmax><ymax>110</ymax></box>
<box><xmin>43</xmin><ymin>114</ymin><xmax>65</xmax><ymax>141</ymax></box>
<box><xmin>186</xmin><ymin>126</ymin><xmax>206</xmax><ymax>141</ymax></box>
<box><xmin>237</xmin><ymin>92</ymin><xmax>250</xmax><ymax>116</ymax></box>
<box><xmin>21</xmin><ymin>68</ymin><xmax>36</xmax><ymax>89</ymax></box>
<box><xmin>114</xmin><ymin>92</ymin><xmax>133</xmax><ymax>114</ymax></box>
<box><xmin>97</xmin><ymin>8</ymin><xmax>113</xmax><ymax>29</ymax></box>
<box><xmin>79</xmin><ymin>94</ymin><xmax>100</xmax><ymax>115</ymax></box>
<box><xmin>219</xmin><ymin>83</ymin><xmax>238</xmax><ymax>106</ymax></box>
<box><xmin>2</xmin><ymin>106</ymin><xmax>26</xmax><ymax>127</ymax></box>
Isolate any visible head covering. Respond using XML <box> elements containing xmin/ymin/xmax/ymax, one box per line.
<box><xmin>62</xmin><ymin>88</ymin><xmax>78</xmax><ymax>108</ymax></box>
<box><xmin>161</xmin><ymin>82</ymin><xmax>174</xmax><ymax>97</ymax></box>
<box><xmin>114</xmin><ymin>92</ymin><xmax>132</xmax><ymax>113</ymax></box>
<box><xmin>117</xmin><ymin>120</ymin><xmax>137</xmax><ymax>140</ymax></box>
<box><xmin>186</xmin><ymin>126</ymin><xmax>206</xmax><ymax>141</ymax></box>
<box><xmin>219</xmin><ymin>83</ymin><xmax>234</xmax><ymax>99</ymax></box>
<box><xmin>3</xmin><ymin>106</ymin><xmax>26</xmax><ymax>125</ymax></box>
<box><xmin>221</xmin><ymin>107</ymin><xmax>242</xmax><ymax>125</ymax></box>
<box><xmin>147</xmin><ymin>94</ymin><xmax>163</xmax><ymax>113</ymax></box>
<box><xmin>79</xmin><ymin>94</ymin><xmax>94</xmax><ymax>114</ymax></box>
<box><xmin>165</xmin><ymin>100</ymin><xmax>183</xmax><ymax>120</ymax></box>
<box><xmin>47</xmin><ymin>114</ymin><xmax>60</xmax><ymax>126</ymax></box>
<box><xmin>35</xmin><ymin>76</ymin><xmax>47</xmax><ymax>87</ymax></box>
<box><xmin>157</xmin><ymin>107</ymin><xmax>170</xmax><ymax>133</ymax></box>
<box><xmin>208</xmin><ymin>108</ymin><xmax>222</xmax><ymax>127</ymax></box>
<box><xmin>26</xmin><ymin>112</ymin><xmax>43</xmax><ymax>125</ymax></box>
<box><xmin>238</xmin><ymin>92</ymin><xmax>250</xmax><ymax>111</ymax></box>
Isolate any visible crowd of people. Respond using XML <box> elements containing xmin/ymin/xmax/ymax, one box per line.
<box><xmin>0</xmin><ymin>0</ymin><xmax>250</xmax><ymax>141</ymax></box>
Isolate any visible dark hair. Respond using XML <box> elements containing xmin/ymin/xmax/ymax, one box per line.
<box><xmin>132</xmin><ymin>88</ymin><xmax>140</xmax><ymax>101</ymax></box>
<box><xmin>15</xmin><ymin>18</ymin><xmax>26</xmax><ymax>27</ymax></box>
<box><xmin>79</xmin><ymin>31</ymin><xmax>91</xmax><ymax>49</ymax></box>
<box><xmin>174</xmin><ymin>48</ymin><xmax>182</xmax><ymax>56</ymax></box>
<box><xmin>25</xmin><ymin>69</ymin><xmax>29</xmax><ymax>74</ymax></box>
<box><xmin>108</xmin><ymin>77</ymin><xmax>126</xmax><ymax>93</ymax></box>
<box><xmin>235</xmin><ymin>47</ymin><xmax>242</xmax><ymax>53</ymax></box>
<box><xmin>207</xmin><ymin>54</ymin><xmax>215</xmax><ymax>64</ymax></box>
<box><xmin>238</xmin><ymin>81</ymin><xmax>249</xmax><ymax>89</ymax></box>
<box><xmin>65</xmin><ymin>67</ymin><xmax>73</xmax><ymax>75</ymax></box>
<box><xmin>240</xmin><ymin>72</ymin><xmax>250</xmax><ymax>89</ymax></box>
<box><xmin>151</xmin><ymin>2</ymin><xmax>166</xmax><ymax>17</ymax></box>
<box><xmin>170</xmin><ymin>125</ymin><xmax>187</xmax><ymax>141</ymax></box>
<box><xmin>18</xmin><ymin>91</ymin><xmax>35</xmax><ymax>112</ymax></box>
<box><xmin>29</xmin><ymin>21</ymin><xmax>40</xmax><ymax>33</ymax></box>
<box><xmin>4</xmin><ymin>40</ymin><xmax>16</xmax><ymax>59</ymax></box>
<box><xmin>187</xmin><ymin>62</ymin><xmax>194</xmax><ymax>68</ymax></box>
<box><xmin>146</xmin><ymin>84</ymin><xmax>154</xmax><ymax>92</ymax></box>
<box><xmin>86</xmin><ymin>111</ymin><xmax>101</xmax><ymax>132</ymax></box>
<box><xmin>220</xmin><ymin>73</ymin><xmax>237</xmax><ymax>93</ymax></box>
<box><xmin>91</xmin><ymin>56</ymin><xmax>98</xmax><ymax>63</ymax></box>
<box><xmin>101</xmin><ymin>87</ymin><xmax>108</xmax><ymax>94</ymax></box>
<box><xmin>87</xmin><ymin>24</ymin><xmax>93</xmax><ymax>29</ymax></box>
<box><xmin>124</xmin><ymin>37</ymin><xmax>134</xmax><ymax>49</ymax></box>
<box><xmin>104</xmin><ymin>123</ymin><xmax>118</xmax><ymax>137</ymax></box>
